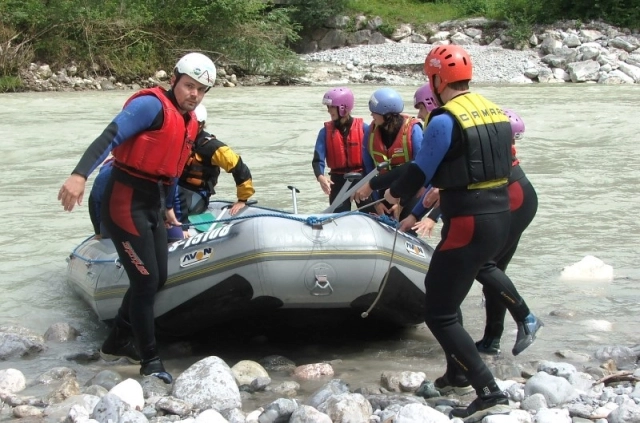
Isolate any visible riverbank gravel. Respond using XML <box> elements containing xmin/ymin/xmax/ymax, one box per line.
<box><xmin>301</xmin><ymin>43</ymin><xmax>542</xmax><ymax>83</ymax></box>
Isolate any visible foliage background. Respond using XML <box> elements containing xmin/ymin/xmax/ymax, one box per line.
<box><xmin>0</xmin><ymin>0</ymin><xmax>639</xmax><ymax>91</ymax></box>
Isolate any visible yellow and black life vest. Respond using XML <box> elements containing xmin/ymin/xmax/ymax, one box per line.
<box><xmin>429</xmin><ymin>93</ymin><xmax>512</xmax><ymax>190</ymax></box>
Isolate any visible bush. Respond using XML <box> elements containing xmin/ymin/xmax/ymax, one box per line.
<box><xmin>288</xmin><ymin>0</ymin><xmax>347</xmax><ymax>31</ymax></box>
<box><xmin>0</xmin><ymin>26</ymin><xmax>31</xmax><ymax>73</ymax></box>
<box><xmin>0</xmin><ymin>75</ymin><xmax>23</xmax><ymax>92</ymax></box>
<box><xmin>0</xmin><ymin>0</ymin><xmax>306</xmax><ymax>80</ymax></box>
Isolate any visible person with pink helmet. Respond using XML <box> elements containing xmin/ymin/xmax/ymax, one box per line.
<box><xmin>398</xmin><ymin>83</ymin><xmax>441</xmax><ymax>236</ymax></box>
<box><xmin>474</xmin><ymin>107</ymin><xmax>539</xmax><ymax>356</ymax></box>
<box><xmin>312</xmin><ymin>87</ymin><xmax>368</xmax><ymax>213</ymax></box>
<box><xmin>413</xmin><ymin>83</ymin><xmax>439</xmax><ymax>122</ymax></box>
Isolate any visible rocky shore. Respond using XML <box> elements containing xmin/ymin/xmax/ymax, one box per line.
<box><xmin>1</xmin><ymin>323</ymin><xmax>640</xmax><ymax>423</ymax></box>
<box><xmin>13</xmin><ymin>18</ymin><xmax>640</xmax><ymax>92</ymax></box>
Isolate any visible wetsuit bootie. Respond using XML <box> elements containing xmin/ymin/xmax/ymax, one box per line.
<box><xmin>449</xmin><ymin>391</ymin><xmax>510</xmax><ymax>422</ymax></box>
<box><xmin>140</xmin><ymin>357</ymin><xmax>173</xmax><ymax>384</ymax></box>
<box><xmin>434</xmin><ymin>372</ymin><xmax>474</xmax><ymax>395</ymax></box>
<box><xmin>475</xmin><ymin>336</ymin><xmax>501</xmax><ymax>355</ymax></box>
<box><xmin>512</xmin><ymin>313</ymin><xmax>544</xmax><ymax>356</ymax></box>
<box><xmin>100</xmin><ymin>318</ymin><xmax>140</xmax><ymax>364</ymax></box>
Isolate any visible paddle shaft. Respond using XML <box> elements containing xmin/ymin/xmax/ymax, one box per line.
<box><xmin>322</xmin><ymin>162</ymin><xmax>389</xmax><ymax>214</ymax></box>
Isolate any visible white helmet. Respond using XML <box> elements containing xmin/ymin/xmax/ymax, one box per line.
<box><xmin>194</xmin><ymin>104</ymin><xmax>207</xmax><ymax>122</ymax></box>
<box><xmin>174</xmin><ymin>52</ymin><xmax>216</xmax><ymax>87</ymax></box>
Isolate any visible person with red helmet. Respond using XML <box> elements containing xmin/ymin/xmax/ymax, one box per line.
<box><xmin>58</xmin><ymin>52</ymin><xmax>217</xmax><ymax>385</ymax></box>
<box><xmin>384</xmin><ymin>45</ymin><xmax>542</xmax><ymax>421</ymax></box>
<box><xmin>312</xmin><ymin>87</ymin><xmax>368</xmax><ymax>213</ymax></box>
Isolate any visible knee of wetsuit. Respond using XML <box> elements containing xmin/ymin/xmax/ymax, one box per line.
<box><xmin>424</xmin><ymin>311</ymin><xmax>459</xmax><ymax>329</ymax></box>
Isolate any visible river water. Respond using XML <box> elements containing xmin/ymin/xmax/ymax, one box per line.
<box><xmin>1</xmin><ymin>84</ymin><xmax>639</xmax><ymax>403</ymax></box>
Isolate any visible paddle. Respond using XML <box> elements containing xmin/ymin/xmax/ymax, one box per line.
<box><xmin>188</xmin><ymin>212</ymin><xmax>216</xmax><ymax>232</ymax></box>
<box><xmin>323</xmin><ymin>172</ymin><xmax>363</xmax><ymax>214</ymax></box>
<box><xmin>321</xmin><ymin>161</ymin><xmax>389</xmax><ymax>214</ymax></box>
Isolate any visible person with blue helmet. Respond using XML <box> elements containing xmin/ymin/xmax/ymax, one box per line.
<box><xmin>353</xmin><ymin>87</ymin><xmax>423</xmax><ymax>221</ymax></box>
<box><xmin>312</xmin><ymin>87</ymin><xmax>368</xmax><ymax>213</ymax></box>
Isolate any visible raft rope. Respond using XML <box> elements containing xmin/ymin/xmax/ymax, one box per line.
<box><xmin>68</xmin><ymin>208</ymin><xmax>404</xmax><ymax>265</ymax></box>
<box><xmin>361</xmin><ymin>211</ymin><xmax>401</xmax><ymax>319</ymax></box>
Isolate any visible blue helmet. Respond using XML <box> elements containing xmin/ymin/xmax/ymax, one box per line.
<box><xmin>368</xmin><ymin>88</ymin><xmax>404</xmax><ymax>115</ymax></box>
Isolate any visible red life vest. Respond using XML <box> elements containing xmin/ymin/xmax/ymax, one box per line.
<box><xmin>368</xmin><ymin>115</ymin><xmax>420</xmax><ymax>168</ymax></box>
<box><xmin>112</xmin><ymin>87</ymin><xmax>198</xmax><ymax>183</ymax></box>
<box><xmin>512</xmin><ymin>143</ymin><xmax>520</xmax><ymax>167</ymax></box>
<box><xmin>324</xmin><ymin>118</ymin><xmax>365</xmax><ymax>173</ymax></box>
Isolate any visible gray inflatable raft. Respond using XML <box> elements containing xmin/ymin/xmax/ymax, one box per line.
<box><xmin>66</xmin><ymin>201</ymin><xmax>433</xmax><ymax>335</ymax></box>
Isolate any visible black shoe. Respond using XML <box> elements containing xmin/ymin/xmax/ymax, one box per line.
<box><xmin>140</xmin><ymin>357</ymin><xmax>173</xmax><ymax>384</ymax></box>
<box><xmin>475</xmin><ymin>336</ymin><xmax>501</xmax><ymax>355</ymax></box>
<box><xmin>512</xmin><ymin>313</ymin><xmax>544</xmax><ymax>356</ymax></box>
<box><xmin>449</xmin><ymin>391</ymin><xmax>511</xmax><ymax>422</ymax></box>
<box><xmin>434</xmin><ymin>372</ymin><xmax>474</xmax><ymax>395</ymax></box>
<box><xmin>100</xmin><ymin>325</ymin><xmax>140</xmax><ymax>364</ymax></box>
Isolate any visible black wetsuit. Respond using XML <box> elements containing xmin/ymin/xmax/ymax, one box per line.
<box><xmin>101</xmin><ymin>167</ymin><xmax>169</xmax><ymax>359</ymax></box>
<box><xmin>71</xmin><ymin>90</ymin><xmax>191</xmax><ymax>363</ymax></box>
<box><xmin>477</xmin><ymin>163</ymin><xmax>538</xmax><ymax>339</ymax></box>
<box><xmin>389</xmin><ymin>93</ymin><xmax>516</xmax><ymax>394</ymax></box>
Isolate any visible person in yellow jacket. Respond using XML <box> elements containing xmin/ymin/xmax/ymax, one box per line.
<box><xmin>168</xmin><ymin>104</ymin><xmax>254</xmax><ymax>240</ymax></box>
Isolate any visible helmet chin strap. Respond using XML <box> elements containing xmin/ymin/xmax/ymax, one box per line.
<box><xmin>433</xmin><ymin>78</ymin><xmax>446</xmax><ymax>106</ymax></box>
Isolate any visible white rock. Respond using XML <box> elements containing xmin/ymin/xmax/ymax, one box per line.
<box><xmin>109</xmin><ymin>379</ymin><xmax>144</xmax><ymax>411</ymax></box>
<box><xmin>0</xmin><ymin>369</ymin><xmax>26</xmax><ymax>393</ymax></box>
<box><xmin>560</xmin><ymin>255</ymin><xmax>613</xmax><ymax>281</ymax></box>
<box><xmin>195</xmin><ymin>409</ymin><xmax>228</xmax><ymax>423</ymax></box>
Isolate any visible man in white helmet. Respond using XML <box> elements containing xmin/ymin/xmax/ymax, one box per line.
<box><xmin>58</xmin><ymin>52</ymin><xmax>216</xmax><ymax>384</ymax></box>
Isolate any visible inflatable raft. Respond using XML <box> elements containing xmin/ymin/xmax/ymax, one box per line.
<box><xmin>66</xmin><ymin>201</ymin><xmax>433</xmax><ymax>335</ymax></box>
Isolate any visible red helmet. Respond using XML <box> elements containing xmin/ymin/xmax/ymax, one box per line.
<box><xmin>424</xmin><ymin>45</ymin><xmax>473</xmax><ymax>94</ymax></box>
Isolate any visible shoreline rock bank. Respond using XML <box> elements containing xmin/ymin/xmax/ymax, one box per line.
<box><xmin>1</xmin><ymin>323</ymin><xmax>640</xmax><ymax>423</ymax></box>
<box><xmin>8</xmin><ymin>18</ymin><xmax>640</xmax><ymax>92</ymax></box>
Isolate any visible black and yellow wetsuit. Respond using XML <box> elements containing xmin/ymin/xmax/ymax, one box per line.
<box><xmin>174</xmin><ymin>130</ymin><xmax>254</xmax><ymax>226</ymax></box>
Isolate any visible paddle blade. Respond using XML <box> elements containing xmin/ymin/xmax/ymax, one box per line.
<box><xmin>188</xmin><ymin>212</ymin><xmax>216</xmax><ymax>232</ymax></box>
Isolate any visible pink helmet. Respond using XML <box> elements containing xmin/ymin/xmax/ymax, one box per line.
<box><xmin>413</xmin><ymin>83</ymin><xmax>438</xmax><ymax>112</ymax></box>
<box><xmin>503</xmin><ymin>108</ymin><xmax>525</xmax><ymax>140</ymax></box>
<box><xmin>322</xmin><ymin>87</ymin><xmax>354</xmax><ymax>117</ymax></box>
